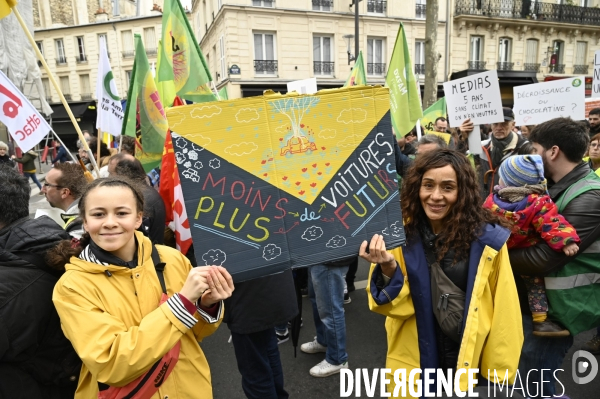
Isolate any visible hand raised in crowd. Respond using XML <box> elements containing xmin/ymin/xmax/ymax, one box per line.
<box><xmin>562</xmin><ymin>242</ymin><xmax>579</xmax><ymax>257</ymax></box>
<box><xmin>359</xmin><ymin>234</ymin><xmax>397</xmax><ymax>278</ymax></box>
<box><xmin>200</xmin><ymin>266</ymin><xmax>234</xmax><ymax>307</ymax></box>
<box><xmin>459</xmin><ymin>118</ymin><xmax>474</xmax><ymax>139</ymax></box>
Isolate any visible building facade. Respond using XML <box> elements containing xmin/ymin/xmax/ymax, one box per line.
<box><xmin>191</xmin><ymin>0</ymin><xmax>449</xmax><ymax>98</ymax></box>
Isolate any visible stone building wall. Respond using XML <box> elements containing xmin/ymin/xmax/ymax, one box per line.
<box><xmin>49</xmin><ymin>0</ymin><xmax>75</xmax><ymax>26</ymax></box>
<box><xmin>33</xmin><ymin>0</ymin><xmax>40</xmax><ymax>27</ymax></box>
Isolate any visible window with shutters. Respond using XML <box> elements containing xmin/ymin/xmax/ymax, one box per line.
<box><xmin>60</xmin><ymin>76</ymin><xmax>71</xmax><ymax>100</ymax></box>
<box><xmin>80</xmin><ymin>75</ymin><xmax>91</xmax><ymax>100</ymax></box>
<box><xmin>254</xmin><ymin>32</ymin><xmax>277</xmax><ymax>75</ymax></box>
<box><xmin>144</xmin><ymin>28</ymin><xmax>157</xmax><ymax>56</ymax></box>
<box><xmin>313</xmin><ymin>35</ymin><xmax>334</xmax><ymax>76</ymax></box>
<box><xmin>42</xmin><ymin>78</ymin><xmax>52</xmax><ymax>102</ymax></box>
<box><xmin>121</xmin><ymin>30</ymin><xmax>134</xmax><ymax>58</ymax></box>
<box><xmin>367</xmin><ymin>37</ymin><xmax>385</xmax><ymax>76</ymax></box>
<box><xmin>524</xmin><ymin>39</ymin><xmax>540</xmax><ymax>72</ymax></box>
<box><xmin>219</xmin><ymin>36</ymin><xmax>226</xmax><ymax>81</ymax></box>
<box><xmin>98</xmin><ymin>34</ymin><xmax>110</xmax><ymax>59</ymax></box>
<box><xmin>574</xmin><ymin>41</ymin><xmax>589</xmax><ymax>74</ymax></box>
<box><xmin>414</xmin><ymin>40</ymin><xmax>425</xmax><ymax>75</ymax></box>
<box><xmin>55</xmin><ymin>39</ymin><xmax>67</xmax><ymax>65</ymax></box>
<box><xmin>76</xmin><ymin>36</ymin><xmax>87</xmax><ymax>63</ymax></box>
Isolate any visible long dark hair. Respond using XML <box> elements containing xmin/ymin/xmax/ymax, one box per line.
<box><xmin>401</xmin><ymin>149</ymin><xmax>508</xmax><ymax>262</ymax></box>
<box><xmin>46</xmin><ymin>177</ymin><xmax>145</xmax><ymax>271</ymax></box>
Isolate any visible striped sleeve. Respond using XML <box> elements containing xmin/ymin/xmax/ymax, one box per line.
<box><xmin>166</xmin><ymin>293</ymin><xmax>198</xmax><ymax>329</ymax></box>
<box><xmin>196</xmin><ymin>301</ymin><xmax>223</xmax><ymax>324</ymax></box>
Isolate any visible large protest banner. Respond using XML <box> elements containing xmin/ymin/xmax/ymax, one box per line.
<box><xmin>513</xmin><ymin>77</ymin><xmax>585</xmax><ymax>126</ymax></box>
<box><xmin>167</xmin><ymin>86</ymin><xmax>405</xmax><ymax>281</ymax></box>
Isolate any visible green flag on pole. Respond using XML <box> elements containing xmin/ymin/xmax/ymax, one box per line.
<box><xmin>218</xmin><ymin>85</ymin><xmax>229</xmax><ymax>100</ymax></box>
<box><xmin>386</xmin><ymin>22</ymin><xmax>423</xmax><ymax>139</ymax></box>
<box><xmin>122</xmin><ymin>34</ymin><xmax>168</xmax><ymax>171</ymax></box>
<box><xmin>343</xmin><ymin>51</ymin><xmax>367</xmax><ymax>87</ymax></box>
<box><xmin>155</xmin><ymin>40</ymin><xmax>176</xmax><ymax>108</ymax></box>
<box><xmin>421</xmin><ymin>97</ymin><xmax>447</xmax><ymax>132</ymax></box>
<box><xmin>159</xmin><ymin>0</ymin><xmax>217</xmax><ymax>103</ymax></box>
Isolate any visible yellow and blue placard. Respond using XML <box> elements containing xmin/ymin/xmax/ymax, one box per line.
<box><xmin>167</xmin><ymin>86</ymin><xmax>405</xmax><ymax>281</ymax></box>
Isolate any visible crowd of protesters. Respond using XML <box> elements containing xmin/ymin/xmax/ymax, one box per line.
<box><xmin>1</xmin><ymin>109</ymin><xmax>600</xmax><ymax>398</ymax></box>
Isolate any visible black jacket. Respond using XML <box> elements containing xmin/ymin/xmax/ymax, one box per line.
<box><xmin>143</xmin><ymin>186</ymin><xmax>166</xmax><ymax>245</ymax></box>
<box><xmin>224</xmin><ymin>269</ymin><xmax>298</xmax><ymax>334</ymax></box>
<box><xmin>0</xmin><ymin>217</ymin><xmax>81</xmax><ymax>399</ymax></box>
<box><xmin>509</xmin><ymin>163</ymin><xmax>600</xmax><ymax>312</ymax></box>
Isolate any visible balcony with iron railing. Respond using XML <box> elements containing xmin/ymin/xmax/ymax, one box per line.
<box><xmin>76</xmin><ymin>55</ymin><xmax>87</xmax><ymax>64</ymax></box>
<box><xmin>55</xmin><ymin>57</ymin><xmax>67</xmax><ymax>66</ymax></box>
<box><xmin>122</xmin><ymin>50</ymin><xmax>134</xmax><ymax>58</ymax></box>
<box><xmin>367</xmin><ymin>0</ymin><xmax>386</xmax><ymax>14</ymax></box>
<box><xmin>468</xmin><ymin>60</ymin><xmax>486</xmax><ymax>70</ymax></box>
<box><xmin>497</xmin><ymin>61</ymin><xmax>514</xmax><ymax>70</ymax></box>
<box><xmin>573</xmin><ymin>64</ymin><xmax>589</xmax><ymax>74</ymax></box>
<box><xmin>254</xmin><ymin>60</ymin><xmax>278</xmax><ymax>74</ymax></box>
<box><xmin>63</xmin><ymin>94</ymin><xmax>72</xmax><ymax>101</ymax></box>
<box><xmin>523</xmin><ymin>63</ymin><xmax>540</xmax><ymax>73</ymax></box>
<box><xmin>455</xmin><ymin>0</ymin><xmax>600</xmax><ymax>26</ymax></box>
<box><xmin>146</xmin><ymin>48</ymin><xmax>157</xmax><ymax>56</ymax></box>
<box><xmin>549</xmin><ymin>64</ymin><xmax>565</xmax><ymax>73</ymax></box>
<box><xmin>414</xmin><ymin>64</ymin><xmax>425</xmax><ymax>75</ymax></box>
<box><xmin>416</xmin><ymin>3</ymin><xmax>426</xmax><ymax>19</ymax></box>
<box><xmin>80</xmin><ymin>93</ymin><xmax>92</xmax><ymax>100</ymax></box>
<box><xmin>312</xmin><ymin>0</ymin><xmax>333</xmax><ymax>9</ymax></box>
<box><xmin>367</xmin><ymin>63</ymin><xmax>386</xmax><ymax>75</ymax></box>
<box><xmin>314</xmin><ymin>61</ymin><xmax>335</xmax><ymax>75</ymax></box>
<box><xmin>46</xmin><ymin>96</ymin><xmax>53</xmax><ymax>103</ymax></box>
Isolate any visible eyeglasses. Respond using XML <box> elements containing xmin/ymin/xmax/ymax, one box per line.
<box><xmin>43</xmin><ymin>183</ymin><xmax>64</xmax><ymax>189</ymax></box>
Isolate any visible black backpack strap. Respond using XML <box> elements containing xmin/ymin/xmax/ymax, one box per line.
<box><xmin>151</xmin><ymin>245</ymin><xmax>167</xmax><ymax>294</ymax></box>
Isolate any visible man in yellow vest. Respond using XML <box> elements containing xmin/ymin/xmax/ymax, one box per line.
<box><xmin>509</xmin><ymin>117</ymin><xmax>600</xmax><ymax>397</ymax></box>
<box><xmin>41</xmin><ymin>163</ymin><xmax>88</xmax><ymax>238</ymax></box>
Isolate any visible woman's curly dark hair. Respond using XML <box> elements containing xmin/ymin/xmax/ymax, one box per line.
<box><xmin>401</xmin><ymin>149</ymin><xmax>509</xmax><ymax>262</ymax></box>
<box><xmin>46</xmin><ymin>177</ymin><xmax>145</xmax><ymax>271</ymax></box>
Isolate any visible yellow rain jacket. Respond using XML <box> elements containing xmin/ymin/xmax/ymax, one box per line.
<box><xmin>53</xmin><ymin>232</ymin><xmax>222</xmax><ymax>399</ymax></box>
<box><xmin>368</xmin><ymin>223</ymin><xmax>523</xmax><ymax>396</ymax></box>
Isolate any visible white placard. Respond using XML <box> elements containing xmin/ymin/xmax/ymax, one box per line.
<box><xmin>443</xmin><ymin>70</ymin><xmax>504</xmax><ymax>128</ymax></box>
<box><xmin>0</xmin><ymin>70</ymin><xmax>51</xmax><ymax>152</ymax></box>
<box><xmin>287</xmin><ymin>78</ymin><xmax>318</xmax><ymax>95</ymax></box>
<box><xmin>593</xmin><ymin>50</ymin><xmax>600</xmax><ymax>98</ymax></box>
<box><xmin>513</xmin><ymin>77</ymin><xmax>585</xmax><ymax>125</ymax></box>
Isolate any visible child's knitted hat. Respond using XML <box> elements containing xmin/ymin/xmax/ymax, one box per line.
<box><xmin>498</xmin><ymin>155</ymin><xmax>545</xmax><ymax>187</ymax></box>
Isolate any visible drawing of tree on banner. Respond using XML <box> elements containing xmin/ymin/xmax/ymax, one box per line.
<box><xmin>269</xmin><ymin>97</ymin><xmax>320</xmax><ymax>156</ymax></box>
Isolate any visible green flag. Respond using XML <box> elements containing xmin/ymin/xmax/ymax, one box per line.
<box><xmin>155</xmin><ymin>40</ymin><xmax>176</xmax><ymax>108</ymax></box>
<box><xmin>343</xmin><ymin>51</ymin><xmax>367</xmax><ymax>87</ymax></box>
<box><xmin>421</xmin><ymin>97</ymin><xmax>447</xmax><ymax>132</ymax></box>
<box><xmin>386</xmin><ymin>23</ymin><xmax>423</xmax><ymax>139</ymax></box>
<box><xmin>159</xmin><ymin>0</ymin><xmax>217</xmax><ymax>103</ymax></box>
<box><xmin>122</xmin><ymin>34</ymin><xmax>168</xmax><ymax>171</ymax></box>
<box><xmin>218</xmin><ymin>85</ymin><xmax>229</xmax><ymax>100</ymax></box>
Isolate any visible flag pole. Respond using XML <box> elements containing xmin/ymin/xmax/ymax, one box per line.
<box><xmin>97</xmin><ymin>128</ymin><xmax>101</xmax><ymax>165</ymax></box>
<box><xmin>8</xmin><ymin>4</ymin><xmax>101</xmax><ymax>177</ymax></box>
<box><xmin>211</xmin><ymin>81</ymin><xmax>221</xmax><ymax>101</ymax></box>
<box><xmin>118</xmin><ymin>135</ymin><xmax>123</xmax><ymax>153</ymax></box>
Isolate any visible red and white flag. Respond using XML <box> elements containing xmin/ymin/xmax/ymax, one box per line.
<box><xmin>159</xmin><ymin>97</ymin><xmax>192</xmax><ymax>254</ymax></box>
<box><xmin>0</xmin><ymin>70</ymin><xmax>51</xmax><ymax>152</ymax></box>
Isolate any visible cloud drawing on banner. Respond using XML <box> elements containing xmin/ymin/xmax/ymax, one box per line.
<box><xmin>182</xmin><ymin>169</ymin><xmax>200</xmax><ymax>182</ymax></box>
<box><xmin>202</xmin><ymin>249</ymin><xmax>227</xmax><ymax>266</ymax></box>
<box><xmin>337</xmin><ymin>135</ymin><xmax>363</xmax><ymax>148</ymax></box>
<box><xmin>235</xmin><ymin>108</ymin><xmax>260</xmax><ymax>123</ymax></box>
<box><xmin>275</xmin><ymin>125</ymin><xmax>288</xmax><ymax>135</ymax></box>
<box><xmin>186</xmin><ymin>134</ymin><xmax>211</xmax><ymax>148</ymax></box>
<box><xmin>337</xmin><ymin>108</ymin><xmax>367</xmax><ymax>124</ymax></box>
<box><xmin>318</xmin><ymin>128</ymin><xmax>337</xmax><ymax>139</ymax></box>
<box><xmin>209</xmin><ymin>158</ymin><xmax>221</xmax><ymax>169</ymax></box>
<box><xmin>302</xmin><ymin>226</ymin><xmax>323</xmax><ymax>241</ymax></box>
<box><xmin>381</xmin><ymin>227</ymin><xmax>389</xmax><ymax>236</ymax></box>
<box><xmin>188</xmin><ymin>150</ymin><xmax>199</xmax><ymax>160</ymax></box>
<box><xmin>263</xmin><ymin>244</ymin><xmax>282</xmax><ymax>261</ymax></box>
<box><xmin>390</xmin><ymin>221</ymin><xmax>403</xmax><ymax>237</ymax></box>
<box><xmin>326</xmin><ymin>235</ymin><xmax>347</xmax><ymax>248</ymax></box>
<box><xmin>191</xmin><ymin>105</ymin><xmax>222</xmax><ymax>119</ymax></box>
<box><xmin>168</xmin><ymin>111</ymin><xmax>186</xmax><ymax>128</ymax></box>
<box><xmin>175</xmin><ymin>137</ymin><xmax>188</xmax><ymax>149</ymax></box>
<box><xmin>175</xmin><ymin>152</ymin><xmax>186</xmax><ymax>164</ymax></box>
<box><xmin>225</xmin><ymin>142</ymin><xmax>259</xmax><ymax>156</ymax></box>
<box><xmin>183</xmin><ymin>161</ymin><xmax>191</xmax><ymax>168</ymax></box>
<box><xmin>194</xmin><ymin>161</ymin><xmax>203</xmax><ymax>169</ymax></box>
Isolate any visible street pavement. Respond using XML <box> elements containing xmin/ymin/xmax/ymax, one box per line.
<box><xmin>24</xmin><ymin>177</ymin><xmax>600</xmax><ymax>398</ymax></box>
<box><xmin>201</xmin><ymin>259</ymin><xmax>600</xmax><ymax>399</ymax></box>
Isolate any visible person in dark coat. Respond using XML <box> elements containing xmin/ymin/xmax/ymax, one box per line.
<box><xmin>51</xmin><ymin>142</ymin><xmax>70</xmax><ymax>164</ymax></box>
<box><xmin>0</xmin><ymin>165</ymin><xmax>80</xmax><ymax>399</ymax></box>
<box><xmin>12</xmin><ymin>149</ymin><xmax>42</xmax><ymax>191</ymax></box>
<box><xmin>108</xmin><ymin>153</ymin><xmax>167</xmax><ymax>244</ymax></box>
<box><xmin>0</xmin><ymin>141</ymin><xmax>14</xmax><ymax>168</ymax></box>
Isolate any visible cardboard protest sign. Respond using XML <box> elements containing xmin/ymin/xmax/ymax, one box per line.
<box><xmin>443</xmin><ymin>70</ymin><xmax>504</xmax><ymax>128</ymax></box>
<box><xmin>513</xmin><ymin>77</ymin><xmax>585</xmax><ymax>125</ymax></box>
<box><xmin>593</xmin><ymin>50</ymin><xmax>600</xmax><ymax>98</ymax></box>
<box><xmin>167</xmin><ymin>86</ymin><xmax>405</xmax><ymax>282</ymax></box>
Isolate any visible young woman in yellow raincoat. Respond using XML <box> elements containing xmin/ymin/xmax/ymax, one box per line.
<box><xmin>361</xmin><ymin>150</ymin><xmax>524</xmax><ymax>397</ymax></box>
<box><xmin>48</xmin><ymin>177</ymin><xmax>234</xmax><ymax>399</ymax></box>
